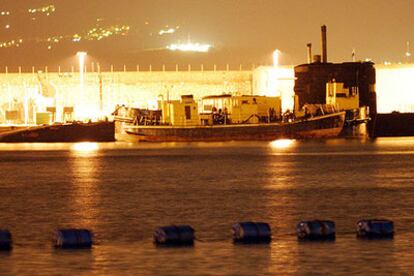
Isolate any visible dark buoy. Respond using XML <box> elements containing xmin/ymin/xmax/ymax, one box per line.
<box><xmin>0</xmin><ymin>230</ymin><xmax>12</xmax><ymax>250</ymax></box>
<box><xmin>54</xmin><ymin>229</ymin><xmax>93</xmax><ymax>249</ymax></box>
<box><xmin>154</xmin><ymin>225</ymin><xmax>195</xmax><ymax>246</ymax></box>
<box><xmin>232</xmin><ymin>222</ymin><xmax>271</xmax><ymax>244</ymax></box>
<box><xmin>296</xmin><ymin>220</ymin><xmax>336</xmax><ymax>241</ymax></box>
<box><xmin>357</xmin><ymin>219</ymin><xmax>394</xmax><ymax>239</ymax></box>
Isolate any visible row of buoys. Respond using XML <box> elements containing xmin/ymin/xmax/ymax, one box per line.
<box><xmin>0</xmin><ymin>219</ymin><xmax>395</xmax><ymax>250</ymax></box>
<box><xmin>296</xmin><ymin>219</ymin><xmax>394</xmax><ymax>240</ymax></box>
<box><xmin>154</xmin><ymin>219</ymin><xmax>395</xmax><ymax>246</ymax></box>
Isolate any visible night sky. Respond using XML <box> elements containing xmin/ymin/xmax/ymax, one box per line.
<box><xmin>1</xmin><ymin>0</ymin><xmax>413</xmax><ymax>69</ymax></box>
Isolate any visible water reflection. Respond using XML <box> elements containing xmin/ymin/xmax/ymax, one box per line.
<box><xmin>270</xmin><ymin>139</ymin><xmax>296</xmax><ymax>150</ymax></box>
<box><xmin>265</xmin><ymin>142</ymin><xmax>299</xmax><ymax>271</ymax></box>
<box><xmin>1</xmin><ymin>140</ymin><xmax>414</xmax><ymax>273</ymax></box>
<box><xmin>68</xmin><ymin>142</ymin><xmax>101</xmax><ymax>228</ymax></box>
<box><xmin>71</xmin><ymin>142</ymin><xmax>99</xmax><ymax>154</ymax></box>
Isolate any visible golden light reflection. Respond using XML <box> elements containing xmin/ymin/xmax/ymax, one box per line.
<box><xmin>270</xmin><ymin>139</ymin><xmax>295</xmax><ymax>149</ymax></box>
<box><xmin>69</xmin><ymin>144</ymin><xmax>101</xmax><ymax>229</ymax></box>
<box><xmin>71</xmin><ymin>142</ymin><xmax>99</xmax><ymax>153</ymax></box>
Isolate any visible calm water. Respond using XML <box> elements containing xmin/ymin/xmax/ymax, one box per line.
<box><xmin>1</xmin><ymin>138</ymin><xmax>414</xmax><ymax>274</ymax></box>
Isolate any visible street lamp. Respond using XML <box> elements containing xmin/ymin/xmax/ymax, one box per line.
<box><xmin>269</xmin><ymin>49</ymin><xmax>281</xmax><ymax>97</ymax></box>
<box><xmin>76</xmin><ymin>51</ymin><xmax>87</xmax><ymax>120</ymax></box>
<box><xmin>273</xmin><ymin>49</ymin><xmax>280</xmax><ymax>68</ymax></box>
<box><xmin>76</xmin><ymin>51</ymin><xmax>87</xmax><ymax>85</ymax></box>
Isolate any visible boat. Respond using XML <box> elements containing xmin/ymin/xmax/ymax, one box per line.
<box><xmin>294</xmin><ymin>25</ymin><xmax>376</xmax><ymax>138</ymax></box>
<box><xmin>0</xmin><ymin>121</ymin><xmax>115</xmax><ymax>142</ymax></box>
<box><xmin>113</xmin><ymin>94</ymin><xmax>345</xmax><ymax>142</ymax></box>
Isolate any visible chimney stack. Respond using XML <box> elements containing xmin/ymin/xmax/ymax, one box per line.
<box><xmin>321</xmin><ymin>25</ymin><xmax>327</xmax><ymax>63</ymax></box>
<box><xmin>306</xmin><ymin>43</ymin><xmax>312</xmax><ymax>64</ymax></box>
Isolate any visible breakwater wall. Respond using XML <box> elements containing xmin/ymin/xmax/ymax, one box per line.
<box><xmin>0</xmin><ymin>70</ymin><xmax>253</xmax><ymax>121</ymax></box>
<box><xmin>0</xmin><ymin>64</ymin><xmax>413</xmax><ymax>122</ymax></box>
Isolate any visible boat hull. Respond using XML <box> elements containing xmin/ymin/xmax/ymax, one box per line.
<box><xmin>0</xmin><ymin>121</ymin><xmax>115</xmax><ymax>143</ymax></box>
<box><xmin>115</xmin><ymin>112</ymin><xmax>345</xmax><ymax>142</ymax></box>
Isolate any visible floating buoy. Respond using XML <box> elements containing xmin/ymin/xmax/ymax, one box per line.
<box><xmin>296</xmin><ymin>220</ymin><xmax>336</xmax><ymax>240</ymax></box>
<box><xmin>54</xmin><ymin>229</ymin><xmax>93</xmax><ymax>249</ymax></box>
<box><xmin>356</xmin><ymin>219</ymin><xmax>394</xmax><ymax>239</ymax></box>
<box><xmin>0</xmin><ymin>230</ymin><xmax>12</xmax><ymax>250</ymax></box>
<box><xmin>154</xmin><ymin>225</ymin><xmax>195</xmax><ymax>246</ymax></box>
<box><xmin>232</xmin><ymin>222</ymin><xmax>271</xmax><ymax>244</ymax></box>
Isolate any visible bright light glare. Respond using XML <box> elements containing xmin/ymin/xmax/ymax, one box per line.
<box><xmin>270</xmin><ymin>139</ymin><xmax>295</xmax><ymax>149</ymax></box>
<box><xmin>77</xmin><ymin>51</ymin><xmax>87</xmax><ymax>57</ymax></box>
<box><xmin>159</xmin><ymin>28</ymin><xmax>175</xmax><ymax>35</ymax></box>
<box><xmin>74</xmin><ymin>105</ymin><xmax>101</xmax><ymax>121</ymax></box>
<box><xmin>167</xmin><ymin>43</ymin><xmax>211</xmax><ymax>53</ymax></box>
<box><xmin>77</xmin><ymin>51</ymin><xmax>87</xmax><ymax>65</ymax></box>
<box><xmin>267</xmin><ymin>49</ymin><xmax>281</xmax><ymax>98</ymax></box>
<box><xmin>273</xmin><ymin>49</ymin><xmax>280</xmax><ymax>67</ymax></box>
<box><xmin>147</xmin><ymin>99</ymin><xmax>158</xmax><ymax>110</ymax></box>
<box><xmin>76</xmin><ymin>51</ymin><xmax>90</xmax><ymax>120</ymax></box>
<box><xmin>72</xmin><ymin>142</ymin><xmax>99</xmax><ymax>152</ymax></box>
<box><xmin>376</xmin><ymin>65</ymin><xmax>414</xmax><ymax>113</ymax></box>
<box><xmin>77</xmin><ymin>51</ymin><xmax>87</xmax><ymax>78</ymax></box>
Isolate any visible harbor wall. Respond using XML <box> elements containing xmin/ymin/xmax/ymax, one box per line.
<box><xmin>0</xmin><ymin>70</ymin><xmax>252</xmax><ymax>122</ymax></box>
<box><xmin>0</xmin><ymin>64</ymin><xmax>413</xmax><ymax>122</ymax></box>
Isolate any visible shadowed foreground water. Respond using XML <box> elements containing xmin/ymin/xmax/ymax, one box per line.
<box><xmin>1</xmin><ymin>138</ymin><xmax>414</xmax><ymax>274</ymax></box>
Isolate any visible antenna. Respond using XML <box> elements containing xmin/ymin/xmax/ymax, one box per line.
<box><xmin>352</xmin><ymin>48</ymin><xmax>356</xmax><ymax>62</ymax></box>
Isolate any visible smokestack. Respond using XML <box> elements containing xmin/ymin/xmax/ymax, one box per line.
<box><xmin>306</xmin><ymin>43</ymin><xmax>312</xmax><ymax>64</ymax></box>
<box><xmin>321</xmin><ymin>25</ymin><xmax>327</xmax><ymax>63</ymax></box>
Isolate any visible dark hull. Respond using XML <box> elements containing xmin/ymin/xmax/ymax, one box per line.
<box><xmin>373</xmin><ymin>113</ymin><xmax>414</xmax><ymax>137</ymax></box>
<box><xmin>0</xmin><ymin>122</ymin><xmax>115</xmax><ymax>142</ymax></box>
<box><xmin>115</xmin><ymin>112</ymin><xmax>345</xmax><ymax>142</ymax></box>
